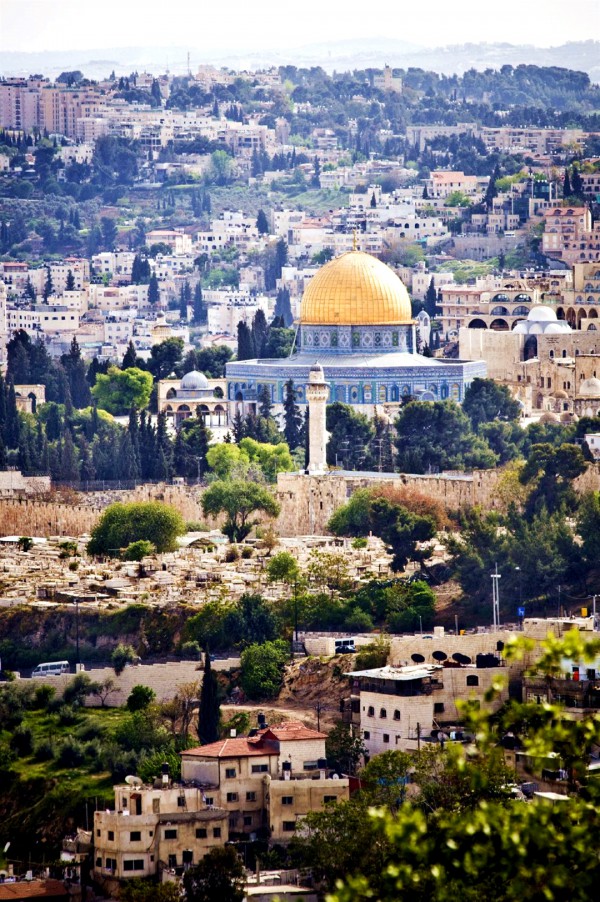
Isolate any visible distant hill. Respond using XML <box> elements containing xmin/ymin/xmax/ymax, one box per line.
<box><xmin>1</xmin><ymin>40</ymin><xmax>599</xmax><ymax>83</ymax></box>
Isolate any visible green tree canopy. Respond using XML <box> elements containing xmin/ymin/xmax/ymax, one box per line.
<box><xmin>182</xmin><ymin>845</ymin><xmax>244</xmax><ymax>902</ymax></box>
<box><xmin>87</xmin><ymin>501</ymin><xmax>185</xmax><ymax>556</ymax></box>
<box><xmin>91</xmin><ymin>366</ymin><xmax>153</xmax><ymax>415</ymax></box>
<box><xmin>395</xmin><ymin>400</ymin><xmax>497</xmax><ymax>474</ymax></box>
<box><xmin>463</xmin><ymin>377</ymin><xmax>521</xmax><ymax>429</ymax></box>
<box><xmin>201</xmin><ymin>480</ymin><xmax>281</xmax><ymax>542</ymax></box>
<box><xmin>240</xmin><ymin>639</ymin><xmax>289</xmax><ymax>699</ymax></box>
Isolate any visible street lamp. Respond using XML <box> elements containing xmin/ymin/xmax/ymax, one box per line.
<box><xmin>491</xmin><ymin>564</ymin><xmax>501</xmax><ymax>632</ymax></box>
<box><xmin>74</xmin><ymin>599</ymin><xmax>80</xmax><ymax>672</ymax></box>
<box><xmin>514</xmin><ymin>566</ymin><xmax>523</xmax><ymax>608</ymax></box>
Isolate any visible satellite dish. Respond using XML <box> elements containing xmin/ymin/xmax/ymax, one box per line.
<box><xmin>411</xmin><ymin>653</ymin><xmax>425</xmax><ymax>663</ymax></box>
<box><xmin>432</xmin><ymin>650</ymin><xmax>447</xmax><ymax>661</ymax></box>
<box><xmin>3</xmin><ymin>842</ymin><xmax>10</xmax><ymax>853</ymax></box>
<box><xmin>125</xmin><ymin>775</ymin><xmax>142</xmax><ymax>786</ymax></box>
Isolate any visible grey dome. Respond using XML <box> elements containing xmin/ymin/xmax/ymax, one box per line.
<box><xmin>180</xmin><ymin>370</ymin><xmax>209</xmax><ymax>390</ymax></box>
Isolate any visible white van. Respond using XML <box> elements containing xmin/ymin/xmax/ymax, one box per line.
<box><xmin>31</xmin><ymin>661</ymin><xmax>70</xmax><ymax>678</ymax></box>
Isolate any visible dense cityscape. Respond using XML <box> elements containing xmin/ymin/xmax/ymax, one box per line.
<box><xmin>1</xmin><ymin>5</ymin><xmax>600</xmax><ymax>900</ymax></box>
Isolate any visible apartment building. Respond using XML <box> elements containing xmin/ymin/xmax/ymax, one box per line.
<box><xmin>542</xmin><ymin>206</ymin><xmax>600</xmax><ymax>266</ymax></box>
<box><xmin>180</xmin><ymin>721</ymin><xmax>349</xmax><ymax>841</ymax></box>
<box><xmin>146</xmin><ymin>229</ymin><xmax>193</xmax><ymax>256</ymax></box>
<box><xmin>345</xmin><ymin>660</ymin><xmax>508</xmax><ymax>756</ymax></box>
<box><xmin>93</xmin><ymin>782</ymin><xmax>228</xmax><ymax>884</ymax></box>
<box><xmin>424</xmin><ymin>170</ymin><xmax>482</xmax><ymax>200</ymax></box>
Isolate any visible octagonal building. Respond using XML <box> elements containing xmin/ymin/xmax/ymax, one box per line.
<box><xmin>226</xmin><ymin>251</ymin><xmax>486</xmax><ymax>416</ymax></box>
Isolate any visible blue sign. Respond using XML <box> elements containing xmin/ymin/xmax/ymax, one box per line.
<box><xmin>517</xmin><ymin>607</ymin><xmax>525</xmax><ymax>618</ymax></box>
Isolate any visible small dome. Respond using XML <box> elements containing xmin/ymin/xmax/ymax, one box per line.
<box><xmin>527</xmin><ymin>305</ymin><xmax>557</xmax><ymax>322</ymax></box>
<box><xmin>180</xmin><ymin>370</ymin><xmax>209</xmax><ymax>390</ymax></box>
<box><xmin>553</xmin><ymin>389</ymin><xmax>568</xmax><ymax>399</ymax></box>
<box><xmin>513</xmin><ymin>322</ymin><xmax>528</xmax><ymax>334</ymax></box>
<box><xmin>528</xmin><ymin>323</ymin><xmax>544</xmax><ymax>335</ymax></box>
<box><xmin>300</xmin><ymin>250</ymin><xmax>412</xmax><ymax>326</ymax></box>
<box><xmin>580</xmin><ymin>377</ymin><xmax>600</xmax><ymax>398</ymax></box>
<box><xmin>540</xmin><ymin>412</ymin><xmax>560</xmax><ymax>423</ymax></box>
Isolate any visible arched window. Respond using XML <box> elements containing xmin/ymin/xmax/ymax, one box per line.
<box><xmin>393</xmin><ymin>710</ymin><xmax>400</xmax><ymax>721</ymax></box>
<box><xmin>490</xmin><ymin>305</ymin><xmax>509</xmax><ymax>316</ymax></box>
<box><xmin>367</xmin><ymin>706</ymin><xmax>374</xmax><ymax>717</ymax></box>
<box><xmin>380</xmin><ymin>708</ymin><xmax>387</xmax><ymax>719</ymax></box>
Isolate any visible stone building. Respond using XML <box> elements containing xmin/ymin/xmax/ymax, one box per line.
<box><xmin>93</xmin><ymin>782</ymin><xmax>228</xmax><ymax>886</ymax></box>
<box><xmin>157</xmin><ymin>370</ymin><xmax>228</xmax><ymax>429</ymax></box>
<box><xmin>226</xmin><ymin>250</ymin><xmax>486</xmax><ymax>420</ymax></box>
<box><xmin>180</xmin><ymin>721</ymin><xmax>349</xmax><ymax>841</ymax></box>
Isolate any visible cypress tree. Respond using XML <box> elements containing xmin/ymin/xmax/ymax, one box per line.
<box><xmin>117</xmin><ymin>430</ymin><xmax>139</xmax><ymax>480</ymax></box>
<box><xmin>232</xmin><ymin>409</ymin><xmax>245</xmax><ymax>443</ymax></box>
<box><xmin>256</xmin><ymin>209</ymin><xmax>269</xmax><ymax>235</ymax></box>
<box><xmin>252</xmin><ymin>309</ymin><xmax>269</xmax><ymax>358</ymax></box>
<box><xmin>563</xmin><ymin>169</ymin><xmax>572</xmax><ymax>198</ymax></box>
<box><xmin>5</xmin><ymin>382</ymin><xmax>20</xmax><ymax>449</ymax></box>
<box><xmin>425</xmin><ymin>277</ymin><xmax>438</xmax><ymax>317</ymax></box>
<box><xmin>197</xmin><ymin>652</ymin><xmax>220</xmax><ymax>745</ymax></box>
<box><xmin>0</xmin><ymin>435</ymin><xmax>7</xmax><ymax>470</ymax></box>
<box><xmin>148</xmin><ymin>273</ymin><xmax>160</xmax><ymax>305</ymax></box>
<box><xmin>193</xmin><ymin>283</ymin><xmax>206</xmax><ymax>324</ymax></box>
<box><xmin>283</xmin><ymin>379</ymin><xmax>303</xmax><ymax>449</ymax></box>
<box><xmin>274</xmin><ymin>288</ymin><xmax>293</xmax><ymax>327</ymax></box>
<box><xmin>258</xmin><ymin>384</ymin><xmax>273</xmax><ymax>420</ymax></box>
<box><xmin>78</xmin><ymin>436</ymin><xmax>95</xmax><ymax>481</ymax></box>
<box><xmin>66</xmin><ymin>269</ymin><xmax>75</xmax><ymax>291</ymax></box>
<box><xmin>571</xmin><ymin>166</ymin><xmax>583</xmax><ymax>198</ymax></box>
<box><xmin>237</xmin><ymin>322</ymin><xmax>255</xmax><ymax>361</ymax></box>
<box><xmin>43</xmin><ymin>266</ymin><xmax>53</xmax><ymax>301</ymax></box>
<box><xmin>60</xmin><ymin>429</ymin><xmax>80</xmax><ymax>482</ymax></box>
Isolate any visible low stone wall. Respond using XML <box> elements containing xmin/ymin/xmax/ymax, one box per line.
<box><xmin>16</xmin><ymin>658</ymin><xmax>238</xmax><ymax>707</ymax></box>
<box><xmin>0</xmin><ymin>498</ymin><xmax>98</xmax><ymax>537</ymax></box>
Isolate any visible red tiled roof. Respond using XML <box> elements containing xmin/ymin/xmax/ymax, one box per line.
<box><xmin>182</xmin><ymin>722</ymin><xmax>326</xmax><ymax>758</ymax></box>
<box><xmin>182</xmin><ymin>737</ymin><xmax>279</xmax><ymax>759</ymax></box>
<box><xmin>260</xmin><ymin>721</ymin><xmax>327</xmax><ymax>742</ymax></box>
<box><xmin>0</xmin><ymin>880</ymin><xmax>68</xmax><ymax>900</ymax></box>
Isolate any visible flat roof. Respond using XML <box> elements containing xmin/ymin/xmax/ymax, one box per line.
<box><xmin>348</xmin><ymin>664</ymin><xmax>441</xmax><ymax>681</ymax></box>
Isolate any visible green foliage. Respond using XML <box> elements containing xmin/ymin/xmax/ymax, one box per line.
<box><xmin>326</xmin><ymin>721</ymin><xmax>366</xmax><ymax>775</ymax></box>
<box><xmin>17</xmin><ymin>536</ymin><xmax>33</xmax><ymax>552</ymax></box>
<box><xmin>463</xmin><ymin>377</ymin><xmax>521</xmax><ymax>429</ymax></box>
<box><xmin>122</xmin><ymin>540</ymin><xmax>156</xmax><ymax>561</ymax></box>
<box><xmin>57</xmin><ymin>736</ymin><xmax>85</xmax><ymax>767</ymax></box>
<box><xmin>136</xmin><ymin>749</ymin><xmax>181</xmax><ymax>785</ymax></box>
<box><xmin>127</xmin><ymin>685</ymin><xmax>156</xmax><ymax>712</ymax></box>
<box><xmin>240</xmin><ymin>640</ymin><xmax>289</xmax><ymax>700</ymax></box>
<box><xmin>267</xmin><ymin>551</ymin><xmax>301</xmax><ymax>585</ymax></box>
<box><xmin>520</xmin><ymin>442</ymin><xmax>587</xmax><ymax>516</ymax></box>
<box><xmin>62</xmin><ymin>673</ymin><xmax>96</xmax><ymax>707</ymax></box>
<box><xmin>90</xmin><ymin>365</ymin><xmax>153</xmax><ymax>415</ymax></box>
<box><xmin>182</xmin><ymin>845</ymin><xmax>245</xmax><ymax>902</ymax></box>
<box><xmin>395</xmin><ymin>400</ymin><xmax>497</xmax><ymax>474</ymax></box>
<box><xmin>354</xmin><ymin>636</ymin><xmax>391</xmax><ymax>670</ymax></box>
<box><xmin>111</xmin><ymin>643</ymin><xmax>138</xmax><ymax>676</ymax></box>
<box><xmin>88</xmin><ymin>501</ymin><xmax>185</xmax><ymax>556</ymax></box>
<box><xmin>10</xmin><ymin>725</ymin><xmax>33</xmax><ymax>757</ymax></box>
<box><xmin>201</xmin><ymin>479</ymin><xmax>281</xmax><ymax>542</ymax></box>
<box><xmin>239</xmin><ymin>437</ymin><xmax>294</xmax><ymax>482</ymax></box>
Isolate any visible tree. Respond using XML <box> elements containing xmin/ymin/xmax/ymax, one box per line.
<box><xmin>359</xmin><ymin>750</ymin><xmax>413</xmax><ymax>808</ymax></box>
<box><xmin>127</xmin><ymin>685</ymin><xmax>156</xmax><ymax>711</ymax></box>
<box><xmin>201</xmin><ymin>480</ymin><xmax>281</xmax><ymax>542</ymax></box>
<box><xmin>237</xmin><ymin>321</ymin><xmax>255</xmax><ymax>361</ymax></box>
<box><xmin>182</xmin><ymin>846</ymin><xmax>244</xmax><ymax>902</ymax></box>
<box><xmin>283</xmin><ymin>379</ymin><xmax>304</xmax><ymax>449</ymax></box>
<box><xmin>149</xmin><ymin>337</ymin><xmax>184</xmax><ymax>380</ymax></box>
<box><xmin>577</xmin><ymin>491</ymin><xmax>600</xmax><ymax>569</ymax></box>
<box><xmin>43</xmin><ymin>266</ymin><xmax>53</xmax><ymax>301</ymax></box>
<box><xmin>395</xmin><ymin>401</ymin><xmax>497</xmax><ymax>474</ymax></box>
<box><xmin>65</xmin><ymin>269</ymin><xmax>75</xmax><ymax>291</ymax></box>
<box><xmin>424</xmin><ymin>277</ymin><xmax>438</xmax><ymax>317</ymax></box>
<box><xmin>197</xmin><ymin>652</ymin><xmax>220</xmax><ymax>745</ymax></box>
<box><xmin>147</xmin><ymin>272</ymin><xmax>160</xmax><ymax>305</ymax></box>
<box><xmin>463</xmin><ymin>377</ymin><xmax>521</xmax><ymax>430</ymax></box>
<box><xmin>87</xmin><ymin>501</ymin><xmax>185</xmax><ymax>556</ymax></box>
<box><xmin>240</xmin><ymin>639</ymin><xmax>289</xmax><ymax>699</ymax></box>
<box><xmin>326</xmin><ymin>403</ymin><xmax>374</xmax><ymax>470</ymax></box>
<box><xmin>520</xmin><ymin>442</ymin><xmax>587</xmax><ymax>516</ymax></box>
<box><xmin>256</xmin><ymin>208</ymin><xmax>269</xmax><ymax>235</ymax></box>
<box><xmin>193</xmin><ymin>282</ymin><xmax>206</xmax><ymax>324</ymax></box>
<box><xmin>111</xmin><ymin>643</ymin><xmax>138</xmax><ymax>676</ymax></box>
<box><xmin>122</xmin><ymin>340</ymin><xmax>138</xmax><ymax>370</ymax></box>
<box><xmin>120</xmin><ymin>880</ymin><xmax>180</xmax><ymax>902</ymax></box>
<box><xmin>91</xmin><ymin>366</ymin><xmax>153</xmax><ymax>414</ymax></box>
<box><xmin>267</xmin><ymin>551</ymin><xmax>301</xmax><ymax>586</ymax></box>
<box><xmin>101</xmin><ymin>216</ymin><xmax>118</xmax><ymax>250</ymax></box>
<box><xmin>326</xmin><ymin>721</ymin><xmax>366</xmax><ymax>775</ymax></box>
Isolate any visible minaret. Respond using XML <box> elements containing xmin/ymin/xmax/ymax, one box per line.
<box><xmin>306</xmin><ymin>362</ymin><xmax>329</xmax><ymax>475</ymax></box>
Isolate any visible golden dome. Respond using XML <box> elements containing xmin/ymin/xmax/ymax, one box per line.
<box><xmin>300</xmin><ymin>251</ymin><xmax>412</xmax><ymax>326</ymax></box>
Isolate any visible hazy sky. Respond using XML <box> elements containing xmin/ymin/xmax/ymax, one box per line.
<box><xmin>1</xmin><ymin>0</ymin><xmax>599</xmax><ymax>54</ymax></box>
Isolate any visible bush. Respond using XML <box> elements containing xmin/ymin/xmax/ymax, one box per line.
<box><xmin>344</xmin><ymin>609</ymin><xmax>374</xmax><ymax>632</ymax></box>
<box><xmin>185</xmin><ymin>521</ymin><xmax>209</xmax><ymax>532</ymax></box>
<box><xmin>241</xmin><ymin>546</ymin><xmax>253</xmax><ymax>559</ymax></box>
<box><xmin>225</xmin><ymin>545</ymin><xmax>240</xmax><ymax>562</ymax></box>
<box><xmin>57</xmin><ymin>737</ymin><xmax>86</xmax><ymax>767</ymax></box>
<box><xmin>34</xmin><ymin>739</ymin><xmax>55</xmax><ymax>762</ymax></box>
<box><xmin>87</xmin><ymin>501</ymin><xmax>185</xmax><ymax>557</ymax></box>
<box><xmin>33</xmin><ymin>684</ymin><xmax>56</xmax><ymax>709</ymax></box>
<box><xmin>112</xmin><ymin>643</ymin><xmax>138</xmax><ymax>676</ymax></box>
<box><xmin>63</xmin><ymin>673</ymin><xmax>94</xmax><ymax>707</ymax></box>
<box><xmin>10</xmin><ymin>725</ymin><xmax>33</xmax><ymax>757</ymax></box>
<box><xmin>18</xmin><ymin>536</ymin><xmax>33</xmax><ymax>552</ymax></box>
<box><xmin>68</xmin><ymin>561</ymin><xmax>79</xmax><ymax>571</ymax></box>
<box><xmin>122</xmin><ymin>540</ymin><xmax>156</xmax><ymax>561</ymax></box>
<box><xmin>127</xmin><ymin>685</ymin><xmax>156</xmax><ymax>712</ymax></box>
<box><xmin>355</xmin><ymin>638</ymin><xmax>390</xmax><ymax>670</ymax></box>
<box><xmin>180</xmin><ymin>641</ymin><xmax>202</xmax><ymax>661</ymax></box>
<box><xmin>57</xmin><ymin>704</ymin><xmax>80</xmax><ymax>726</ymax></box>
<box><xmin>352</xmin><ymin>537</ymin><xmax>368</xmax><ymax>549</ymax></box>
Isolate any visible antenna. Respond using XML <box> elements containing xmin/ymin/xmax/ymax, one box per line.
<box><xmin>491</xmin><ymin>564</ymin><xmax>501</xmax><ymax>632</ymax></box>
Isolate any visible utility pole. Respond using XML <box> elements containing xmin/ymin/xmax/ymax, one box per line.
<box><xmin>491</xmin><ymin>564</ymin><xmax>501</xmax><ymax>632</ymax></box>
